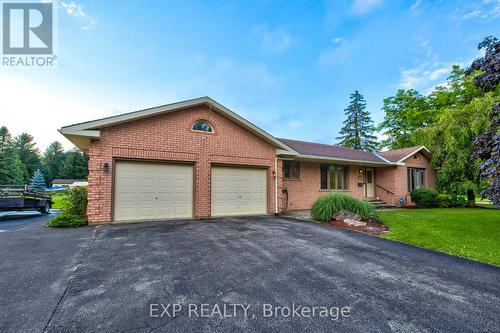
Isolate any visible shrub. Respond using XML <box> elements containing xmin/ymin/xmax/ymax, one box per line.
<box><xmin>451</xmin><ymin>194</ymin><xmax>467</xmax><ymax>207</ymax></box>
<box><xmin>64</xmin><ymin>186</ymin><xmax>87</xmax><ymax>217</ymax></box>
<box><xmin>436</xmin><ymin>194</ymin><xmax>451</xmax><ymax>208</ymax></box>
<box><xmin>410</xmin><ymin>189</ymin><xmax>438</xmax><ymax>208</ymax></box>
<box><xmin>436</xmin><ymin>194</ymin><xmax>467</xmax><ymax>208</ymax></box>
<box><xmin>46</xmin><ymin>187</ymin><xmax>88</xmax><ymax>228</ymax></box>
<box><xmin>311</xmin><ymin>193</ymin><xmax>376</xmax><ymax>222</ymax></box>
<box><xmin>411</xmin><ymin>189</ymin><xmax>467</xmax><ymax>208</ymax></box>
<box><xmin>46</xmin><ymin>214</ymin><xmax>87</xmax><ymax>228</ymax></box>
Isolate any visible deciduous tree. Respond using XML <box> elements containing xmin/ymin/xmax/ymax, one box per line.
<box><xmin>378</xmin><ymin>89</ymin><xmax>431</xmax><ymax>149</ymax></box>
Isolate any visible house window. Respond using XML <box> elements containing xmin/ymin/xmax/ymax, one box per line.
<box><xmin>320</xmin><ymin>165</ymin><xmax>347</xmax><ymax>190</ymax></box>
<box><xmin>283</xmin><ymin>161</ymin><xmax>300</xmax><ymax>179</ymax></box>
<box><xmin>407</xmin><ymin>168</ymin><xmax>425</xmax><ymax>192</ymax></box>
<box><xmin>192</xmin><ymin>120</ymin><xmax>213</xmax><ymax>132</ymax></box>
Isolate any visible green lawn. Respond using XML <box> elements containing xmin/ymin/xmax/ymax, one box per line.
<box><xmin>378</xmin><ymin>208</ymin><xmax>500</xmax><ymax>266</ymax></box>
<box><xmin>50</xmin><ymin>192</ymin><xmax>68</xmax><ymax>209</ymax></box>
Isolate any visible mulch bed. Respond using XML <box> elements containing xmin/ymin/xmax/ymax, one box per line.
<box><xmin>328</xmin><ymin>219</ymin><xmax>389</xmax><ymax>235</ymax></box>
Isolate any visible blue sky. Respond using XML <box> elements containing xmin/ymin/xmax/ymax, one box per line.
<box><xmin>1</xmin><ymin>0</ymin><xmax>499</xmax><ymax>150</ymax></box>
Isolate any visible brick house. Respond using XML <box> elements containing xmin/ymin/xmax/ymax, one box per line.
<box><xmin>60</xmin><ymin>97</ymin><xmax>436</xmax><ymax>224</ymax></box>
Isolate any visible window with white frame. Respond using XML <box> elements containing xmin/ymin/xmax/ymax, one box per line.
<box><xmin>192</xmin><ymin>120</ymin><xmax>213</xmax><ymax>132</ymax></box>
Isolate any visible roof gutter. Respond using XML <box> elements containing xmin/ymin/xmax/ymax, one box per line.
<box><xmin>293</xmin><ymin>154</ymin><xmax>399</xmax><ymax>166</ymax></box>
<box><xmin>395</xmin><ymin>146</ymin><xmax>431</xmax><ymax>163</ymax></box>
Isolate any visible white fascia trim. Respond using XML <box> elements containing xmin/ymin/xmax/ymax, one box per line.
<box><xmin>60</xmin><ymin>97</ymin><xmax>210</xmax><ymax>131</ymax></box>
<box><xmin>58</xmin><ymin>129</ymin><xmax>100</xmax><ymax>138</ymax></box>
<box><xmin>276</xmin><ymin>148</ymin><xmax>298</xmax><ymax>156</ymax></box>
<box><xmin>396</xmin><ymin>146</ymin><xmax>431</xmax><ymax>163</ymax></box>
<box><xmin>59</xmin><ymin>96</ymin><xmax>294</xmax><ymax>151</ymax></box>
<box><xmin>374</xmin><ymin>152</ymin><xmax>391</xmax><ymax>163</ymax></box>
<box><xmin>295</xmin><ymin>154</ymin><xmax>395</xmax><ymax>166</ymax></box>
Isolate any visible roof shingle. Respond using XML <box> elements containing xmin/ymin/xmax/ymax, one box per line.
<box><xmin>378</xmin><ymin>146</ymin><xmax>425</xmax><ymax>162</ymax></box>
<box><xmin>278</xmin><ymin>138</ymin><xmax>387</xmax><ymax>163</ymax></box>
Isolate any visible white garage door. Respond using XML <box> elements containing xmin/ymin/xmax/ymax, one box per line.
<box><xmin>211</xmin><ymin>166</ymin><xmax>267</xmax><ymax>216</ymax></box>
<box><xmin>114</xmin><ymin>161</ymin><xmax>193</xmax><ymax>221</ymax></box>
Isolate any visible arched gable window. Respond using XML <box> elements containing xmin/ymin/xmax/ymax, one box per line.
<box><xmin>192</xmin><ymin>120</ymin><xmax>213</xmax><ymax>133</ymax></box>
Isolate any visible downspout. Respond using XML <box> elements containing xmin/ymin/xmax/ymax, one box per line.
<box><xmin>275</xmin><ymin>158</ymin><xmax>278</xmax><ymax>214</ymax></box>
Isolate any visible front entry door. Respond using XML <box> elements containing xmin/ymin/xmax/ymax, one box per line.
<box><xmin>365</xmin><ymin>168</ymin><xmax>375</xmax><ymax>197</ymax></box>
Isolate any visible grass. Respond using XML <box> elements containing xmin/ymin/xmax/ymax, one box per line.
<box><xmin>311</xmin><ymin>193</ymin><xmax>376</xmax><ymax>221</ymax></box>
<box><xmin>50</xmin><ymin>191</ymin><xmax>68</xmax><ymax>209</ymax></box>
<box><xmin>378</xmin><ymin>208</ymin><xmax>500</xmax><ymax>266</ymax></box>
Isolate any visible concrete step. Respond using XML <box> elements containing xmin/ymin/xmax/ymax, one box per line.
<box><xmin>363</xmin><ymin>198</ymin><xmax>398</xmax><ymax>209</ymax></box>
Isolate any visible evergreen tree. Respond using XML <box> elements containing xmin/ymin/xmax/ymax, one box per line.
<box><xmin>59</xmin><ymin>149</ymin><xmax>89</xmax><ymax>179</ymax></box>
<box><xmin>0</xmin><ymin>126</ymin><xmax>24</xmax><ymax>185</ymax></box>
<box><xmin>42</xmin><ymin>141</ymin><xmax>65</xmax><ymax>185</ymax></box>
<box><xmin>29</xmin><ymin>169</ymin><xmax>47</xmax><ymax>192</ymax></box>
<box><xmin>336</xmin><ymin>90</ymin><xmax>379</xmax><ymax>151</ymax></box>
<box><xmin>14</xmin><ymin>133</ymin><xmax>41</xmax><ymax>183</ymax></box>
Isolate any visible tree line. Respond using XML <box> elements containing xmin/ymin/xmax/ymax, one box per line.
<box><xmin>336</xmin><ymin>36</ymin><xmax>498</xmax><ymax>204</ymax></box>
<box><xmin>0</xmin><ymin>126</ymin><xmax>88</xmax><ymax>186</ymax></box>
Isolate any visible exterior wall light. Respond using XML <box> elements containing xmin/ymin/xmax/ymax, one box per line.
<box><xmin>103</xmin><ymin>162</ymin><xmax>109</xmax><ymax>173</ymax></box>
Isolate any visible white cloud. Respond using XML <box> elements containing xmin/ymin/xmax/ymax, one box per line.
<box><xmin>351</xmin><ymin>0</ymin><xmax>383</xmax><ymax>15</ymax></box>
<box><xmin>398</xmin><ymin>62</ymin><xmax>453</xmax><ymax>90</ymax></box>
<box><xmin>287</xmin><ymin>120</ymin><xmax>302</xmax><ymax>128</ymax></box>
<box><xmin>462</xmin><ymin>10</ymin><xmax>482</xmax><ymax>19</ymax></box>
<box><xmin>254</xmin><ymin>24</ymin><xmax>293</xmax><ymax>53</ymax></box>
<box><xmin>332</xmin><ymin>37</ymin><xmax>345</xmax><ymax>44</ymax></box>
<box><xmin>61</xmin><ymin>1</ymin><xmax>85</xmax><ymax>18</ymax></box>
<box><xmin>410</xmin><ymin>0</ymin><xmax>421</xmax><ymax>11</ymax></box>
<box><xmin>456</xmin><ymin>0</ymin><xmax>500</xmax><ymax>20</ymax></box>
<box><xmin>60</xmin><ymin>1</ymin><xmax>96</xmax><ymax>30</ymax></box>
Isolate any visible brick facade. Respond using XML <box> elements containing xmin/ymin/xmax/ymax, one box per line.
<box><xmin>84</xmin><ymin>103</ymin><xmax>436</xmax><ymax>223</ymax></box>
<box><xmin>282</xmin><ymin>151</ymin><xmax>436</xmax><ymax>211</ymax></box>
<box><xmin>282</xmin><ymin>162</ymin><xmax>367</xmax><ymax>210</ymax></box>
<box><xmin>394</xmin><ymin>152</ymin><xmax>437</xmax><ymax>205</ymax></box>
<box><xmin>87</xmin><ymin>106</ymin><xmax>280</xmax><ymax>223</ymax></box>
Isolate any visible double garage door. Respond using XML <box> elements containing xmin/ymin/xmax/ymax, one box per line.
<box><xmin>114</xmin><ymin>161</ymin><xmax>267</xmax><ymax>222</ymax></box>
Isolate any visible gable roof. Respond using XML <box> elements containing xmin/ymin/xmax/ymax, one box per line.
<box><xmin>59</xmin><ymin>96</ymin><xmax>430</xmax><ymax>166</ymax></box>
<box><xmin>378</xmin><ymin>146</ymin><xmax>430</xmax><ymax>163</ymax></box>
<box><xmin>59</xmin><ymin>97</ymin><xmax>293</xmax><ymax>151</ymax></box>
<box><xmin>277</xmin><ymin>138</ymin><xmax>390</xmax><ymax>165</ymax></box>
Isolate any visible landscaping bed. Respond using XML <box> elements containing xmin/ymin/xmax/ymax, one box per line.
<box><xmin>328</xmin><ymin>217</ymin><xmax>389</xmax><ymax>235</ymax></box>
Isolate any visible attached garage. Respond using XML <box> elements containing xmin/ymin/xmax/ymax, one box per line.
<box><xmin>113</xmin><ymin>161</ymin><xmax>193</xmax><ymax>222</ymax></box>
<box><xmin>60</xmin><ymin>97</ymin><xmax>291</xmax><ymax>223</ymax></box>
<box><xmin>211</xmin><ymin>166</ymin><xmax>267</xmax><ymax>216</ymax></box>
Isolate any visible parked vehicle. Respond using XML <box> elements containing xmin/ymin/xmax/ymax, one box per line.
<box><xmin>0</xmin><ymin>185</ymin><xmax>52</xmax><ymax>214</ymax></box>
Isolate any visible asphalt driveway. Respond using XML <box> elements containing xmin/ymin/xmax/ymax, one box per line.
<box><xmin>0</xmin><ymin>215</ymin><xmax>498</xmax><ymax>332</ymax></box>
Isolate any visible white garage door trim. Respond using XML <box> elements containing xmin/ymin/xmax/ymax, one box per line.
<box><xmin>211</xmin><ymin>166</ymin><xmax>268</xmax><ymax>217</ymax></box>
<box><xmin>113</xmin><ymin>160</ymin><xmax>193</xmax><ymax>222</ymax></box>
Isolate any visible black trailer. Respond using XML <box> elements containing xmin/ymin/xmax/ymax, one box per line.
<box><xmin>0</xmin><ymin>186</ymin><xmax>52</xmax><ymax>214</ymax></box>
